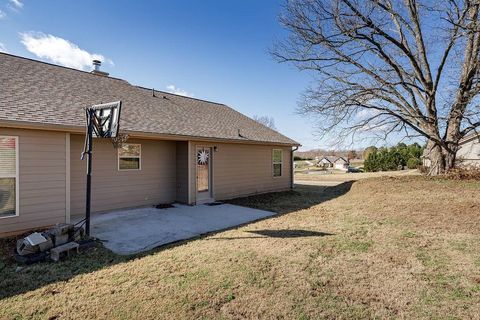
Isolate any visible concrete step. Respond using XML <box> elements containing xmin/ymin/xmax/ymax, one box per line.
<box><xmin>50</xmin><ymin>242</ymin><xmax>80</xmax><ymax>262</ymax></box>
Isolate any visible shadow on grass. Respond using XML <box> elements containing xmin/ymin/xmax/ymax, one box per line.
<box><xmin>0</xmin><ymin>181</ymin><xmax>354</xmax><ymax>300</ymax></box>
<box><xmin>227</xmin><ymin>181</ymin><xmax>355</xmax><ymax>215</ymax></box>
<box><xmin>249</xmin><ymin>229</ymin><xmax>333</xmax><ymax>238</ymax></box>
<box><xmin>207</xmin><ymin>229</ymin><xmax>334</xmax><ymax>241</ymax></box>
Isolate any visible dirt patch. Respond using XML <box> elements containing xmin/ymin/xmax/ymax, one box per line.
<box><xmin>0</xmin><ymin>229</ymin><xmax>50</xmax><ymax>265</ymax></box>
<box><xmin>444</xmin><ymin>167</ymin><xmax>480</xmax><ymax>180</ymax></box>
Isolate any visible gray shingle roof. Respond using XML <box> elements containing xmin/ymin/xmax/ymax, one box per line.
<box><xmin>0</xmin><ymin>53</ymin><xmax>299</xmax><ymax>146</ymax></box>
<box><xmin>318</xmin><ymin>156</ymin><xmax>348</xmax><ymax>164</ymax></box>
<box><xmin>319</xmin><ymin>156</ymin><xmax>337</xmax><ymax>163</ymax></box>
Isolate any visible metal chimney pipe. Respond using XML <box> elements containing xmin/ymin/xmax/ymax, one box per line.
<box><xmin>92</xmin><ymin>59</ymin><xmax>101</xmax><ymax>71</ymax></box>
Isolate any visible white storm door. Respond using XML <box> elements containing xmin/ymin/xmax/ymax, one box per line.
<box><xmin>196</xmin><ymin>147</ymin><xmax>213</xmax><ymax>203</ymax></box>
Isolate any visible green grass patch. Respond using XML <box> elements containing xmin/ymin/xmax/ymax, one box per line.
<box><xmin>334</xmin><ymin>238</ymin><xmax>373</xmax><ymax>253</ymax></box>
<box><xmin>416</xmin><ymin>249</ymin><xmax>449</xmax><ymax>269</ymax></box>
<box><xmin>402</xmin><ymin>230</ymin><xmax>417</xmax><ymax>238</ymax></box>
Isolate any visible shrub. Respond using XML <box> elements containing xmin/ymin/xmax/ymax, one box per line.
<box><xmin>407</xmin><ymin>157</ymin><xmax>422</xmax><ymax>169</ymax></box>
<box><xmin>294</xmin><ymin>156</ymin><xmax>314</xmax><ymax>161</ymax></box>
<box><xmin>364</xmin><ymin>143</ymin><xmax>423</xmax><ymax>172</ymax></box>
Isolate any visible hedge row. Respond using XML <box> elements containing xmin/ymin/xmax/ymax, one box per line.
<box><xmin>364</xmin><ymin>143</ymin><xmax>423</xmax><ymax>172</ymax></box>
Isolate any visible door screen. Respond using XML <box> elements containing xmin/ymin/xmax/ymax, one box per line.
<box><xmin>196</xmin><ymin>148</ymin><xmax>210</xmax><ymax>192</ymax></box>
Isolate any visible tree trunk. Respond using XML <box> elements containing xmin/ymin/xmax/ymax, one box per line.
<box><xmin>427</xmin><ymin>144</ymin><xmax>445</xmax><ymax>175</ymax></box>
<box><xmin>444</xmin><ymin>149</ymin><xmax>457</xmax><ymax>171</ymax></box>
<box><xmin>427</xmin><ymin>143</ymin><xmax>456</xmax><ymax>176</ymax></box>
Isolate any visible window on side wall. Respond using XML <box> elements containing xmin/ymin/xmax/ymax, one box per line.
<box><xmin>118</xmin><ymin>144</ymin><xmax>141</xmax><ymax>170</ymax></box>
<box><xmin>0</xmin><ymin>136</ymin><xmax>18</xmax><ymax>218</ymax></box>
<box><xmin>273</xmin><ymin>149</ymin><xmax>283</xmax><ymax>177</ymax></box>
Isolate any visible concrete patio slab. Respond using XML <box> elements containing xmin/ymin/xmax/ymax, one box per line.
<box><xmin>89</xmin><ymin>203</ymin><xmax>275</xmax><ymax>255</ymax></box>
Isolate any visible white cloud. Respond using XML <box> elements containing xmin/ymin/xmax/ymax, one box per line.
<box><xmin>166</xmin><ymin>84</ymin><xmax>194</xmax><ymax>97</ymax></box>
<box><xmin>0</xmin><ymin>9</ymin><xmax>6</xmax><ymax>19</ymax></box>
<box><xmin>19</xmin><ymin>32</ymin><xmax>113</xmax><ymax>71</ymax></box>
<box><xmin>0</xmin><ymin>42</ymin><xmax>7</xmax><ymax>53</ymax></box>
<box><xmin>9</xmin><ymin>0</ymin><xmax>23</xmax><ymax>9</ymax></box>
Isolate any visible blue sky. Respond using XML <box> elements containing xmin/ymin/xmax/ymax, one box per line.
<box><xmin>0</xmin><ymin>0</ymin><xmax>326</xmax><ymax>150</ymax></box>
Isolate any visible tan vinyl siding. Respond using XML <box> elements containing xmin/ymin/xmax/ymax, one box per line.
<box><xmin>175</xmin><ymin>141</ymin><xmax>189</xmax><ymax>203</ymax></box>
<box><xmin>1</xmin><ymin>131</ymin><xmax>292</xmax><ymax>236</ymax></box>
<box><xmin>0</xmin><ymin>128</ymin><xmax>67</xmax><ymax>236</ymax></box>
<box><xmin>70</xmin><ymin>135</ymin><xmax>176</xmax><ymax>215</ymax></box>
<box><xmin>457</xmin><ymin>137</ymin><xmax>480</xmax><ymax>167</ymax></box>
<box><xmin>188</xmin><ymin>142</ymin><xmax>292</xmax><ymax>202</ymax></box>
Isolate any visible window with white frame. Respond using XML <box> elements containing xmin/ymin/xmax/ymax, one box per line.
<box><xmin>118</xmin><ymin>144</ymin><xmax>141</xmax><ymax>170</ymax></box>
<box><xmin>273</xmin><ymin>149</ymin><xmax>283</xmax><ymax>177</ymax></box>
<box><xmin>0</xmin><ymin>136</ymin><xmax>18</xmax><ymax>217</ymax></box>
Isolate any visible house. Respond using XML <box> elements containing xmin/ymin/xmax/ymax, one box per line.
<box><xmin>317</xmin><ymin>156</ymin><xmax>337</xmax><ymax>168</ymax></box>
<box><xmin>316</xmin><ymin>156</ymin><xmax>349</xmax><ymax>170</ymax></box>
<box><xmin>422</xmin><ymin>133</ymin><xmax>480</xmax><ymax>168</ymax></box>
<box><xmin>456</xmin><ymin>133</ymin><xmax>480</xmax><ymax>167</ymax></box>
<box><xmin>333</xmin><ymin>157</ymin><xmax>349</xmax><ymax>170</ymax></box>
<box><xmin>0</xmin><ymin>53</ymin><xmax>300</xmax><ymax>237</ymax></box>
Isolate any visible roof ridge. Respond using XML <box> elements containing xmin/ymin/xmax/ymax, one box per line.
<box><xmin>134</xmin><ymin>85</ymin><xmax>226</xmax><ymax>106</ymax></box>
<box><xmin>0</xmin><ymin>53</ymin><xmax>226</xmax><ymax>105</ymax></box>
<box><xmin>0</xmin><ymin>52</ymin><xmax>129</xmax><ymax>84</ymax></box>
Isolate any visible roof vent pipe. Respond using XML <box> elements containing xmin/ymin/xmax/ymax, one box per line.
<box><xmin>92</xmin><ymin>59</ymin><xmax>101</xmax><ymax>71</ymax></box>
<box><xmin>91</xmin><ymin>60</ymin><xmax>109</xmax><ymax>76</ymax></box>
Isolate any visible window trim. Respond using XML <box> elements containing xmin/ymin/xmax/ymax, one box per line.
<box><xmin>0</xmin><ymin>135</ymin><xmax>19</xmax><ymax>219</ymax></box>
<box><xmin>118</xmin><ymin>143</ymin><xmax>142</xmax><ymax>171</ymax></box>
<box><xmin>272</xmin><ymin>148</ymin><xmax>283</xmax><ymax>178</ymax></box>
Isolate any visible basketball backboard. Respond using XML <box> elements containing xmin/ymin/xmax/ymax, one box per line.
<box><xmin>89</xmin><ymin>101</ymin><xmax>122</xmax><ymax>138</ymax></box>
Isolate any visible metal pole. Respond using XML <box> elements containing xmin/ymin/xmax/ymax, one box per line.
<box><xmin>85</xmin><ymin>110</ymin><xmax>93</xmax><ymax>236</ymax></box>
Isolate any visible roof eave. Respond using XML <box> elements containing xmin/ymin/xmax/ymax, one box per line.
<box><xmin>0</xmin><ymin>119</ymin><xmax>301</xmax><ymax>147</ymax></box>
<box><xmin>459</xmin><ymin>132</ymin><xmax>480</xmax><ymax>145</ymax></box>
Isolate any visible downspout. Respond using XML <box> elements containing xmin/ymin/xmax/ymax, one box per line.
<box><xmin>291</xmin><ymin>146</ymin><xmax>299</xmax><ymax>189</ymax></box>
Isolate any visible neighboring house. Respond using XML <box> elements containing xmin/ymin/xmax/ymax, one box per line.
<box><xmin>333</xmin><ymin>157</ymin><xmax>349</xmax><ymax>170</ymax></box>
<box><xmin>456</xmin><ymin>133</ymin><xmax>480</xmax><ymax>167</ymax></box>
<box><xmin>316</xmin><ymin>156</ymin><xmax>349</xmax><ymax>170</ymax></box>
<box><xmin>317</xmin><ymin>156</ymin><xmax>337</xmax><ymax>168</ymax></box>
<box><xmin>422</xmin><ymin>133</ymin><xmax>480</xmax><ymax>168</ymax></box>
<box><xmin>0</xmin><ymin>53</ymin><xmax>299</xmax><ymax>237</ymax></box>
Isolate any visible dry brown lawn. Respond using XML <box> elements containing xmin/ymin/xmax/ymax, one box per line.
<box><xmin>295</xmin><ymin>169</ymin><xmax>419</xmax><ymax>182</ymax></box>
<box><xmin>1</xmin><ymin>176</ymin><xmax>479</xmax><ymax>319</ymax></box>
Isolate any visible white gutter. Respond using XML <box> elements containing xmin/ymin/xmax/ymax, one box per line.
<box><xmin>291</xmin><ymin>146</ymin><xmax>299</xmax><ymax>189</ymax></box>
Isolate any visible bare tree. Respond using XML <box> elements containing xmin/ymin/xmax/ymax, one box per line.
<box><xmin>273</xmin><ymin>0</ymin><xmax>480</xmax><ymax>175</ymax></box>
<box><xmin>253</xmin><ymin>115</ymin><xmax>277</xmax><ymax>130</ymax></box>
<box><xmin>347</xmin><ymin>150</ymin><xmax>358</xmax><ymax>160</ymax></box>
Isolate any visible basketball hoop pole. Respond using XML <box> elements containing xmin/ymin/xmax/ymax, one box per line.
<box><xmin>85</xmin><ymin>109</ymin><xmax>94</xmax><ymax>236</ymax></box>
<box><xmin>81</xmin><ymin>101</ymin><xmax>122</xmax><ymax>237</ymax></box>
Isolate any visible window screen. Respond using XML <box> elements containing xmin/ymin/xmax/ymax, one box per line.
<box><xmin>0</xmin><ymin>136</ymin><xmax>18</xmax><ymax>217</ymax></box>
<box><xmin>118</xmin><ymin>144</ymin><xmax>141</xmax><ymax>170</ymax></box>
<box><xmin>273</xmin><ymin>149</ymin><xmax>283</xmax><ymax>177</ymax></box>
